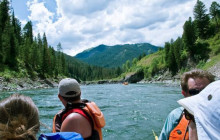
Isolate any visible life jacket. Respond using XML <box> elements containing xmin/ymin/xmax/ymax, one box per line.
<box><xmin>52</xmin><ymin>99</ymin><xmax>105</xmax><ymax>140</ymax></box>
<box><xmin>169</xmin><ymin>113</ymin><xmax>189</xmax><ymax>140</ymax></box>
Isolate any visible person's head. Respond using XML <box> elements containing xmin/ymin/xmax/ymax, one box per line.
<box><xmin>180</xmin><ymin>69</ymin><xmax>215</xmax><ymax>97</ymax></box>
<box><xmin>178</xmin><ymin>80</ymin><xmax>220</xmax><ymax>140</ymax></box>
<box><xmin>58</xmin><ymin>78</ymin><xmax>81</xmax><ymax>106</ymax></box>
<box><xmin>0</xmin><ymin>94</ymin><xmax>40</xmax><ymax>140</ymax></box>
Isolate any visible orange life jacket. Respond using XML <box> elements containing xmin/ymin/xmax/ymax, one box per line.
<box><xmin>52</xmin><ymin>99</ymin><xmax>105</xmax><ymax>140</ymax></box>
<box><xmin>169</xmin><ymin>113</ymin><xmax>189</xmax><ymax>140</ymax></box>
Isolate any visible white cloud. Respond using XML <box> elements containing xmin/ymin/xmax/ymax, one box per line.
<box><xmin>25</xmin><ymin>0</ymin><xmax>214</xmax><ymax>56</ymax></box>
<box><xmin>27</xmin><ymin>1</ymin><xmax>54</xmax><ymax>22</ymax></box>
<box><xmin>56</xmin><ymin>0</ymin><xmax>110</xmax><ymax>17</ymax></box>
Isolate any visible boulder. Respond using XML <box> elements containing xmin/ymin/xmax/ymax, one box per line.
<box><xmin>124</xmin><ymin>71</ymin><xmax>144</xmax><ymax>83</ymax></box>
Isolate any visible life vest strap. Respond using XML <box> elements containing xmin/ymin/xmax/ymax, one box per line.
<box><xmin>61</xmin><ymin>108</ymin><xmax>90</xmax><ymax>123</ymax></box>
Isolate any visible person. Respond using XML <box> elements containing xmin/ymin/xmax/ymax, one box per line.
<box><xmin>0</xmin><ymin>94</ymin><xmax>40</xmax><ymax>140</ymax></box>
<box><xmin>53</xmin><ymin>78</ymin><xmax>105</xmax><ymax>140</ymax></box>
<box><xmin>177</xmin><ymin>80</ymin><xmax>220</xmax><ymax>140</ymax></box>
<box><xmin>159</xmin><ymin>69</ymin><xmax>215</xmax><ymax>140</ymax></box>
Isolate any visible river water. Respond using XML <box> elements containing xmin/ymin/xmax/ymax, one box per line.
<box><xmin>0</xmin><ymin>83</ymin><xmax>182</xmax><ymax>140</ymax></box>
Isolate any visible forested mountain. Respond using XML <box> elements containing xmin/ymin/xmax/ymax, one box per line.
<box><xmin>0</xmin><ymin>0</ymin><xmax>120</xmax><ymax>81</ymax></box>
<box><xmin>75</xmin><ymin>43</ymin><xmax>160</xmax><ymax>68</ymax></box>
<box><xmin>122</xmin><ymin>0</ymin><xmax>220</xmax><ymax>79</ymax></box>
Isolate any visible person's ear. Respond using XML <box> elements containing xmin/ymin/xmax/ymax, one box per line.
<box><xmin>181</xmin><ymin>90</ymin><xmax>187</xmax><ymax>97</ymax></box>
<box><xmin>58</xmin><ymin>94</ymin><xmax>67</xmax><ymax>106</ymax></box>
<box><xmin>58</xmin><ymin>94</ymin><xmax>62</xmax><ymax>100</ymax></box>
<box><xmin>58</xmin><ymin>94</ymin><xmax>65</xmax><ymax>102</ymax></box>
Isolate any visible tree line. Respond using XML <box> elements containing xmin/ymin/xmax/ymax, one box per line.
<box><xmin>0</xmin><ymin>0</ymin><xmax>121</xmax><ymax>81</ymax></box>
<box><xmin>164</xmin><ymin>0</ymin><xmax>220</xmax><ymax>75</ymax></box>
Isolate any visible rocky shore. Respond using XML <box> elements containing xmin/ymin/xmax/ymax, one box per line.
<box><xmin>1</xmin><ymin>62</ymin><xmax>220</xmax><ymax>92</ymax></box>
<box><xmin>0</xmin><ymin>77</ymin><xmax>59</xmax><ymax>91</ymax></box>
<box><xmin>0</xmin><ymin>73</ymin><xmax>190</xmax><ymax>92</ymax></box>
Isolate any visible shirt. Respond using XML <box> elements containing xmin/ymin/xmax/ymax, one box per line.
<box><xmin>158</xmin><ymin>107</ymin><xmax>184</xmax><ymax>140</ymax></box>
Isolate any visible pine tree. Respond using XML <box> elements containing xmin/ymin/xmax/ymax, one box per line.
<box><xmin>23</xmin><ymin>21</ymin><xmax>33</xmax><ymax>43</ymax></box>
<box><xmin>61</xmin><ymin>52</ymin><xmax>66</xmax><ymax>74</ymax></box>
<box><xmin>12</xmin><ymin>11</ymin><xmax>21</xmax><ymax>44</ymax></box>
<box><xmin>210</xmin><ymin>1</ymin><xmax>220</xmax><ymax>28</ymax></box>
<box><xmin>173</xmin><ymin>37</ymin><xmax>183</xmax><ymax>70</ymax></box>
<box><xmin>56</xmin><ymin>42</ymin><xmax>61</xmax><ymax>74</ymax></box>
<box><xmin>164</xmin><ymin>42</ymin><xmax>170</xmax><ymax>62</ymax></box>
<box><xmin>7</xmin><ymin>27</ymin><xmax>17</xmax><ymax>69</ymax></box>
<box><xmin>182</xmin><ymin>17</ymin><xmax>197</xmax><ymax>58</ymax></box>
<box><xmin>2</xmin><ymin>21</ymin><xmax>14</xmax><ymax>67</ymax></box>
<box><xmin>48</xmin><ymin>46</ymin><xmax>55</xmax><ymax>76</ymax></box>
<box><xmin>0</xmin><ymin>0</ymin><xmax>9</xmax><ymax>32</ymax></box>
<box><xmin>30</xmin><ymin>38</ymin><xmax>38</xmax><ymax>69</ymax></box>
<box><xmin>22</xmin><ymin>21</ymin><xmax>33</xmax><ymax>68</ymax></box>
<box><xmin>36</xmin><ymin>33</ymin><xmax>43</xmax><ymax>73</ymax></box>
<box><xmin>41</xmin><ymin>33</ymin><xmax>50</xmax><ymax>77</ymax></box>
<box><xmin>193</xmin><ymin>0</ymin><xmax>210</xmax><ymax>39</ymax></box>
<box><xmin>0</xmin><ymin>1</ymin><xmax>18</xmax><ymax>69</ymax></box>
<box><xmin>116</xmin><ymin>66</ymin><xmax>122</xmax><ymax>76</ymax></box>
<box><xmin>0</xmin><ymin>0</ymin><xmax>10</xmax><ymax>66</ymax></box>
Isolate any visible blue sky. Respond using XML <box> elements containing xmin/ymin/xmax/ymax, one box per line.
<box><xmin>11</xmin><ymin>0</ymin><xmax>213</xmax><ymax>56</ymax></box>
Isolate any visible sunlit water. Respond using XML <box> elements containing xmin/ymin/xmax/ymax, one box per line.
<box><xmin>0</xmin><ymin>83</ymin><xmax>182</xmax><ymax>140</ymax></box>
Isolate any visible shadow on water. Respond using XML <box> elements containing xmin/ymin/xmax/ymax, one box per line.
<box><xmin>0</xmin><ymin>83</ymin><xmax>182</xmax><ymax>140</ymax></box>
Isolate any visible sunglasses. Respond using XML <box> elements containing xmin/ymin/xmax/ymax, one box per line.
<box><xmin>188</xmin><ymin>89</ymin><xmax>202</xmax><ymax>96</ymax></box>
<box><xmin>184</xmin><ymin>109</ymin><xmax>195</xmax><ymax>122</ymax></box>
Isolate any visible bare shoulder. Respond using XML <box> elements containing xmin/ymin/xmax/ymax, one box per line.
<box><xmin>66</xmin><ymin>112</ymin><xmax>85</xmax><ymax>121</ymax></box>
<box><xmin>61</xmin><ymin>113</ymin><xmax>92</xmax><ymax>138</ymax></box>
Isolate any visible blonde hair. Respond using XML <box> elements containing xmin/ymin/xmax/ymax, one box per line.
<box><xmin>0</xmin><ymin>94</ymin><xmax>40</xmax><ymax>140</ymax></box>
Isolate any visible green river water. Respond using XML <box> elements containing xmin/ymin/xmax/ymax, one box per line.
<box><xmin>0</xmin><ymin>83</ymin><xmax>182</xmax><ymax>140</ymax></box>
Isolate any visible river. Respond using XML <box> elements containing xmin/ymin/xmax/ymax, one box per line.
<box><xmin>0</xmin><ymin>83</ymin><xmax>182</xmax><ymax>140</ymax></box>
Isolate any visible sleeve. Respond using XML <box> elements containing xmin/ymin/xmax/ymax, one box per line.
<box><xmin>158</xmin><ymin>107</ymin><xmax>183</xmax><ymax>140</ymax></box>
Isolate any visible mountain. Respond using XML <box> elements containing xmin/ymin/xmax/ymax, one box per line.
<box><xmin>75</xmin><ymin>43</ymin><xmax>160</xmax><ymax>68</ymax></box>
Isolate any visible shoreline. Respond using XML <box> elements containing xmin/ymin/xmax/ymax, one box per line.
<box><xmin>0</xmin><ymin>77</ymin><xmax>59</xmax><ymax>92</ymax></box>
<box><xmin>0</xmin><ymin>76</ymin><xmax>180</xmax><ymax>92</ymax></box>
<box><xmin>1</xmin><ymin>62</ymin><xmax>220</xmax><ymax>92</ymax></box>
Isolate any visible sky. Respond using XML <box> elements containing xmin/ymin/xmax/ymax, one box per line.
<box><xmin>11</xmin><ymin>0</ymin><xmax>213</xmax><ymax>56</ymax></box>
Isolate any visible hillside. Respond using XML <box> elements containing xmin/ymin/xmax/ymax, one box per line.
<box><xmin>75</xmin><ymin>43</ymin><xmax>160</xmax><ymax>68</ymax></box>
<box><xmin>119</xmin><ymin>0</ymin><xmax>220</xmax><ymax>82</ymax></box>
<box><xmin>121</xmin><ymin>31</ymin><xmax>220</xmax><ymax>83</ymax></box>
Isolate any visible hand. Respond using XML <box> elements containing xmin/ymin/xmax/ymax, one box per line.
<box><xmin>188</xmin><ymin>121</ymin><xmax>198</xmax><ymax>140</ymax></box>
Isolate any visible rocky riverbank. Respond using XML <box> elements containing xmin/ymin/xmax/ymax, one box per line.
<box><xmin>1</xmin><ymin>62</ymin><xmax>220</xmax><ymax>92</ymax></box>
<box><xmin>0</xmin><ymin>73</ymin><xmax>186</xmax><ymax>92</ymax></box>
<box><xmin>0</xmin><ymin>77</ymin><xmax>59</xmax><ymax>91</ymax></box>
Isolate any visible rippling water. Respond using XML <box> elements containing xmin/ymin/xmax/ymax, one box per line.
<box><xmin>0</xmin><ymin>83</ymin><xmax>182</xmax><ymax>140</ymax></box>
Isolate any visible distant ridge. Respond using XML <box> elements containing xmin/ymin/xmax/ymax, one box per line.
<box><xmin>75</xmin><ymin>43</ymin><xmax>160</xmax><ymax>68</ymax></box>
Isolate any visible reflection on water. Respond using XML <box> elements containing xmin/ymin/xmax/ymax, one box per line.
<box><xmin>0</xmin><ymin>83</ymin><xmax>182</xmax><ymax>140</ymax></box>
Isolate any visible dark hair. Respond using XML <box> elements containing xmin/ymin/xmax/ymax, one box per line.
<box><xmin>181</xmin><ymin>69</ymin><xmax>215</xmax><ymax>92</ymax></box>
<box><xmin>61</xmin><ymin>91</ymin><xmax>81</xmax><ymax>102</ymax></box>
<box><xmin>0</xmin><ymin>94</ymin><xmax>40</xmax><ymax>140</ymax></box>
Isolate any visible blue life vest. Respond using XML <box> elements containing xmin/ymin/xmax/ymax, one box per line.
<box><xmin>38</xmin><ymin>132</ymin><xmax>84</xmax><ymax>140</ymax></box>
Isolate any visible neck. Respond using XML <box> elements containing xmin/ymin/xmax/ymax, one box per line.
<box><xmin>64</xmin><ymin>99</ymin><xmax>81</xmax><ymax>107</ymax></box>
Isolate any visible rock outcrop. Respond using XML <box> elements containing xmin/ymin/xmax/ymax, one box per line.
<box><xmin>123</xmin><ymin>71</ymin><xmax>144</xmax><ymax>83</ymax></box>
